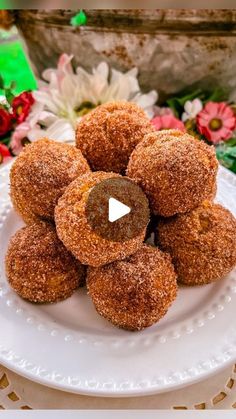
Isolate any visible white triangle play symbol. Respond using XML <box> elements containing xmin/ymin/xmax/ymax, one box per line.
<box><xmin>108</xmin><ymin>197</ymin><xmax>131</xmax><ymax>223</ymax></box>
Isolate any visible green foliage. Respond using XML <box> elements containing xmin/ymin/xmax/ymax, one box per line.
<box><xmin>206</xmin><ymin>88</ymin><xmax>227</xmax><ymax>103</ymax></box>
<box><xmin>0</xmin><ymin>136</ymin><xmax>11</xmax><ymax>146</ymax></box>
<box><xmin>4</xmin><ymin>87</ymin><xmax>14</xmax><ymax>105</ymax></box>
<box><xmin>216</xmin><ymin>140</ymin><xmax>236</xmax><ymax>173</ymax></box>
<box><xmin>166</xmin><ymin>87</ymin><xmax>226</xmax><ymax>118</ymax></box>
<box><xmin>166</xmin><ymin>89</ymin><xmax>202</xmax><ymax>117</ymax></box>
<box><xmin>225</xmin><ymin>137</ymin><xmax>236</xmax><ymax>147</ymax></box>
<box><xmin>0</xmin><ymin>74</ymin><xmax>17</xmax><ymax>106</ymax></box>
<box><xmin>0</xmin><ymin>37</ymin><xmax>37</xmax><ymax>95</ymax></box>
<box><xmin>0</xmin><ymin>74</ymin><xmax>4</xmax><ymax>90</ymax></box>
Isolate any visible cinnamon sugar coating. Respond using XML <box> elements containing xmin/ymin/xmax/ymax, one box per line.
<box><xmin>5</xmin><ymin>222</ymin><xmax>85</xmax><ymax>303</ymax></box>
<box><xmin>87</xmin><ymin>244</ymin><xmax>177</xmax><ymax>331</ymax></box>
<box><xmin>10</xmin><ymin>138</ymin><xmax>90</xmax><ymax>223</ymax></box>
<box><xmin>127</xmin><ymin>129</ymin><xmax>218</xmax><ymax>217</ymax></box>
<box><xmin>157</xmin><ymin>201</ymin><xmax>236</xmax><ymax>285</ymax></box>
<box><xmin>55</xmin><ymin>172</ymin><xmax>147</xmax><ymax>267</ymax></box>
<box><xmin>76</xmin><ymin>101</ymin><xmax>155</xmax><ymax>173</ymax></box>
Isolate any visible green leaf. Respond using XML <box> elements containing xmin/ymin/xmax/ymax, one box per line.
<box><xmin>0</xmin><ymin>74</ymin><xmax>4</xmax><ymax>90</ymax></box>
<box><xmin>166</xmin><ymin>97</ymin><xmax>183</xmax><ymax>117</ymax></box>
<box><xmin>226</xmin><ymin>146</ymin><xmax>236</xmax><ymax>158</ymax></box>
<box><xmin>166</xmin><ymin>88</ymin><xmax>204</xmax><ymax>117</ymax></box>
<box><xmin>5</xmin><ymin>88</ymin><xmax>14</xmax><ymax>105</ymax></box>
<box><xmin>216</xmin><ymin>143</ymin><xmax>236</xmax><ymax>173</ymax></box>
<box><xmin>10</xmin><ymin>80</ymin><xmax>16</xmax><ymax>91</ymax></box>
<box><xmin>225</xmin><ymin>137</ymin><xmax>236</xmax><ymax>147</ymax></box>
<box><xmin>205</xmin><ymin>87</ymin><xmax>226</xmax><ymax>103</ymax></box>
<box><xmin>0</xmin><ymin>136</ymin><xmax>11</xmax><ymax>146</ymax></box>
<box><xmin>177</xmin><ymin>89</ymin><xmax>203</xmax><ymax>106</ymax></box>
<box><xmin>166</xmin><ymin>87</ymin><xmax>227</xmax><ymax>118</ymax></box>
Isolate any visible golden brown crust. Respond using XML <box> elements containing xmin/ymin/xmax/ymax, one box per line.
<box><xmin>11</xmin><ymin>196</ymin><xmax>43</xmax><ymax>225</ymax></box>
<box><xmin>10</xmin><ymin>138</ymin><xmax>90</xmax><ymax>223</ymax></box>
<box><xmin>55</xmin><ymin>171</ymin><xmax>146</xmax><ymax>267</ymax></box>
<box><xmin>157</xmin><ymin>201</ymin><xmax>236</xmax><ymax>285</ymax></box>
<box><xmin>76</xmin><ymin>101</ymin><xmax>155</xmax><ymax>173</ymax></box>
<box><xmin>87</xmin><ymin>244</ymin><xmax>177</xmax><ymax>331</ymax></box>
<box><xmin>127</xmin><ymin>129</ymin><xmax>218</xmax><ymax>217</ymax></box>
<box><xmin>5</xmin><ymin>222</ymin><xmax>85</xmax><ymax>303</ymax></box>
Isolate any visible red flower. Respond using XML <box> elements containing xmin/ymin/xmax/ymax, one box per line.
<box><xmin>0</xmin><ymin>108</ymin><xmax>12</xmax><ymax>137</ymax></box>
<box><xmin>0</xmin><ymin>143</ymin><xmax>11</xmax><ymax>164</ymax></box>
<box><xmin>197</xmin><ymin>102</ymin><xmax>236</xmax><ymax>144</ymax></box>
<box><xmin>12</xmin><ymin>92</ymin><xmax>34</xmax><ymax>124</ymax></box>
<box><xmin>152</xmin><ymin>114</ymin><xmax>186</xmax><ymax>132</ymax></box>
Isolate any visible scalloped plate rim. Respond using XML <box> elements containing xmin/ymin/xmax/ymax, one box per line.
<box><xmin>0</xmin><ymin>160</ymin><xmax>236</xmax><ymax>397</ymax></box>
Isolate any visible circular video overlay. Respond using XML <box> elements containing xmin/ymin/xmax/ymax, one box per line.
<box><xmin>85</xmin><ymin>177</ymin><xmax>149</xmax><ymax>242</ymax></box>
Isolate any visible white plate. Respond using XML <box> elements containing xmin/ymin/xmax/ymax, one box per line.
<box><xmin>0</xmin><ymin>161</ymin><xmax>236</xmax><ymax>397</ymax></box>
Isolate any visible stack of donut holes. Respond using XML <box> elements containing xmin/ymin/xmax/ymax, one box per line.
<box><xmin>5</xmin><ymin>101</ymin><xmax>236</xmax><ymax>331</ymax></box>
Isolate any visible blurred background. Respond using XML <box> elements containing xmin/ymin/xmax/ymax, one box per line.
<box><xmin>0</xmin><ymin>25</ymin><xmax>36</xmax><ymax>95</ymax></box>
<box><xmin>1</xmin><ymin>9</ymin><xmax>236</xmax><ymax>101</ymax></box>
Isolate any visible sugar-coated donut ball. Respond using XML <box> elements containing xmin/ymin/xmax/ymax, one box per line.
<box><xmin>76</xmin><ymin>101</ymin><xmax>155</xmax><ymax>173</ymax></box>
<box><xmin>10</xmin><ymin>138</ymin><xmax>90</xmax><ymax>223</ymax></box>
<box><xmin>55</xmin><ymin>172</ymin><xmax>147</xmax><ymax>267</ymax></box>
<box><xmin>127</xmin><ymin>129</ymin><xmax>218</xmax><ymax>216</ymax></box>
<box><xmin>157</xmin><ymin>201</ymin><xmax>236</xmax><ymax>285</ymax></box>
<box><xmin>5</xmin><ymin>222</ymin><xmax>85</xmax><ymax>303</ymax></box>
<box><xmin>87</xmin><ymin>245</ymin><xmax>177</xmax><ymax>331</ymax></box>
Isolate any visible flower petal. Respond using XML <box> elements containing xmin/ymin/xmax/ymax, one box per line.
<box><xmin>181</xmin><ymin>112</ymin><xmax>188</xmax><ymax>122</ymax></box>
<box><xmin>133</xmin><ymin>90</ymin><xmax>158</xmax><ymax>108</ymax></box>
<box><xmin>204</xmin><ymin>102</ymin><xmax>219</xmax><ymax>118</ymax></box>
<box><xmin>45</xmin><ymin>119</ymin><xmax>75</xmax><ymax>142</ymax></box>
<box><xmin>223</xmin><ymin>116</ymin><xmax>236</xmax><ymax>130</ymax></box>
<box><xmin>192</xmin><ymin>98</ymin><xmax>203</xmax><ymax>114</ymax></box>
<box><xmin>95</xmin><ymin>62</ymin><xmax>109</xmax><ymax>80</ymax></box>
<box><xmin>184</xmin><ymin>100</ymin><xmax>193</xmax><ymax>115</ymax></box>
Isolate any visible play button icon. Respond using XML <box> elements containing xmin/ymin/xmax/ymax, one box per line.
<box><xmin>85</xmin><ymin>176</ymin><xmax>149</xmax><ymax>242</ymax></box>
<box><xmin>108</xmin><ymin>198</ymin><xmax>131</xmax><ymax>222</ymax></box>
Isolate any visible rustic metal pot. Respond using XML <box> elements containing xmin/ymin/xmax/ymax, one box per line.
<box><xmin>2</xmin><ymin>9</ymin><xmax>236</xmax><ymax>101</ymax></box>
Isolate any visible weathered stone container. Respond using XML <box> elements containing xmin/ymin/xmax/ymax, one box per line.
<box><xmin>3</xmin><ymin>9</ymin><xmax>236</xmax><ymax>101</ymax></box>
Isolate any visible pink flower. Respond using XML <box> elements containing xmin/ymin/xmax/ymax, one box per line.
<box><xmin>154</xmin><ymin>106</ymin><xmax>174</xmax><ymax>117</ymax></box>
<box><xmin>42</xmin><ymin>53</ymin><xmax>74</xmax><ymax>89</ymax></box>
<box><xmin>197</xmin><ymin>102</ymin><xmax>236</xmax><ymax>144</ymax></box>
<box><xmin>58</xmin><ymin>53</ymin><xmax>74</xmax><ymax>75</ymax></box>
<box><xmin>152</xmin><ymin>114</ymin><xmax>186</xmax><ymax>132</ymax></box>
<box><xmin>0</xmin><ymin>143</ymin><xmax>11</xmax><ymax>164</ymax></box>
<box><xmin>10</xmin><ymin>122</ymin><xmax>31</xmax><ymax>155</ymax></box>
